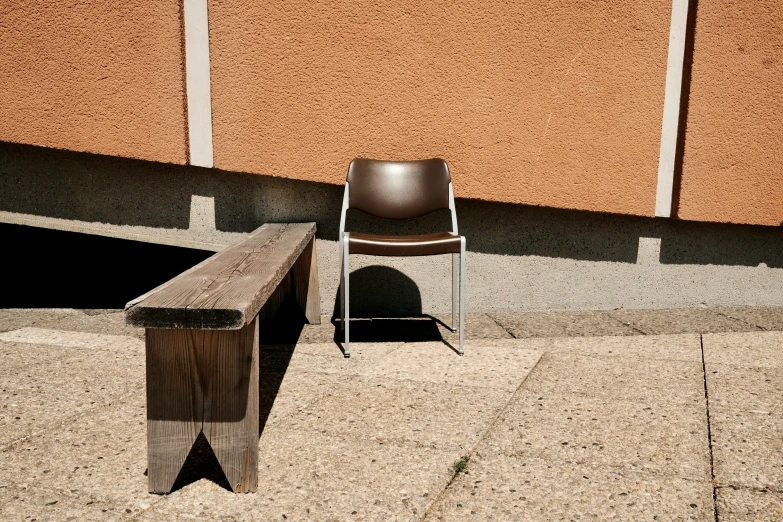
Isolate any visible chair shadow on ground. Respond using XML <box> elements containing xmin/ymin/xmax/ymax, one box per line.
<box><xmin>167</xmin><ymin>299</ymin><xmax>305</xmax><ymax>493</ymax></box>
<box><xmin>329</xmin><ymin>265</ymin><xmax>459</xmax><ymax>354</ymax></box>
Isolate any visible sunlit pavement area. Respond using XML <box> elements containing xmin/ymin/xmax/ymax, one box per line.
<box><xmin>1</xmin><ymin>307</ymin><xmax>781</xmax><ymax>521</ymax></box>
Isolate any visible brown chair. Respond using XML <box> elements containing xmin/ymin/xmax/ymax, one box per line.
<box><xmin>339</xmin><ymin>158</ymin><xmax>466</xmax><ymax>357</ymax></box>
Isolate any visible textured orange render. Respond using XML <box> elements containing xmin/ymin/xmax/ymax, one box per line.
<box><xmin>0</xmin><ymin>2</ymin><xmax>187</xmax><ymax>164</ymax></box>
<box><xmin>678</xmin><ymin>1</ymin><xmax>783</xmax><ymax>226</ymax></box>
<box><xmin>209</xmin><ymin>0</ymin><xmax>670</xmax><ymax>215</ymax></box>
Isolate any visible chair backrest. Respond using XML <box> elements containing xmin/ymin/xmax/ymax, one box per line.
<box><xmin>346</xmin><ymin>158</ymin><xmax>451</xmax><ymax>219</ymax></box>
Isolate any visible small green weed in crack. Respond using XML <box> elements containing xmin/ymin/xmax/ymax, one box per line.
<box><xmin>452</xmin><ymin>456</ymin><xmax>470</xmax><ymax>476</ymax></box>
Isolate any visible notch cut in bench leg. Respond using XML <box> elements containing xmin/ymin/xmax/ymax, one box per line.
<box><xmin>146</xmin><ymin>319</ymin><xmax>259</xmax><ymax>494</ymax></box>
<box><xmin>292</xmin><ymin>236</ymin><xmax>321</xmax><ymax>324</ymax></box>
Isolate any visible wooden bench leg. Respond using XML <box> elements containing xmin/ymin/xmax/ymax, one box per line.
<box><xmin>146</xmin><ymin>318</ymin><xmax>259</xmax><ymax>493</ymax></box>
<box><xmin>292</xmin><ymin>236</ymin><xmax>321</xmax><ymax>324</ymax></box>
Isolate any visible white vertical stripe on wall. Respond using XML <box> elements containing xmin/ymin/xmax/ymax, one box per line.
<box><xmin>184</xmin><ymin>0</ymin><xmax>214</xmax><ymax>168</ymax></box>
<box><xmin>655</xmin><ymin>0</ymin><xmax>690</xmax><ymax>217</ymax></box>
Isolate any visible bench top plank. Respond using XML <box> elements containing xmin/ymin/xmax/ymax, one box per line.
<box><xmin>125</xmin><ymin>223</ymin><xmax>316</xmax><ymax>329</ymax></box>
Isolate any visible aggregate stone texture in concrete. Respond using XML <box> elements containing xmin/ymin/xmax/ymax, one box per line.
<box><xmin>0</xmin><ymin>396</ymin><xmax>151</xmax><ymax>517</ymax></box>
<box><xmin>716</xmin><ymin>487</ymin><xmax>783</xmax><ymax>522</ymax></box>
<box><xmin>426</xmin><ymin>331</ymin><xmax>714</xmax><ymax>521</ymax></box>
<box><xmin>709</xmin><ymin>409</ymin><xmax>783</xmax><ymax>490</ymax></box>
<box><xmin>426</xmin><ymin>453</ymin><xmax>715</xmax><ymax>521</ymax></box>
<box><xmin>4</xmin><ymin>309</ymin><xmax>783</xmax><ymax>520</ymax></box>
<box><xmin>364</xmin><ymin>342</ymin><xmax>541</xmax><ymax>391</ymax></box>
<box><xmin>609</xmin><ymin>307</ymin><xmax>759</xmax><ymax>335</ymax></box>
<box><xmin>480</xmin><ymin>390</ymin><xmax>711</xmax><ymax>480</ymax></box>
<box><xmin>139</xmin><ymin>430</ymin><xmax>457</xmax><ymax>522</ymax></box>
<box><xmin>521</xmin><ymin>352</ymin><xmax>707</xmax><ymax>406</ymax></box>
<box><xmin>281</xmin><ymin>376</ymin><xmax>511</xmax><ymax>452</ymax></box>
<box><xmin>481</xmin><ymin>333</ymin><xmax>704</xmax><ymax>362</ymax></box>
<box><xmin>702</xmin><ymin>331</ymin><xmax>783</xmax><ymax>495</ymax></box>
<box><xmin>489</xmin><ymin>310</ymin><xmax>640</xmax><ymax>338</ymax></box>
<box><xmin>703</xmin><ymin>331</ymin><xmax>783</xmax><ymax>368</ymax></box>
<box><xmin>0</xmin><ymin>308</ymin><xmax>83</xmax><ymax>333</ymax></box>
<box><xmin>0</xmin><ymin>332</ymin><xmax>144</xmax><ymax>448</ymax></box>
<box><xmin>714</xmin><ymin>307</ymin><xmax>783</xmax><ymax>332</ymax></box>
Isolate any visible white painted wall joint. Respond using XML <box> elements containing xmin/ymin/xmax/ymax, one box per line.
<box><xmin>184</xmin><ymin>0</ymin><xmax>214</xmax><ymax>168</ymax></box>
<box><xmin>655</xmin><ymin>0</ymin><xmax>690</xmax><ymax>218</ymax></box>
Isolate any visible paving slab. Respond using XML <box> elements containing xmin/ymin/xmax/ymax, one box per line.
<box><xmin>0</xmin><ymin>337</ymin><xmax>144</xmax><ymax>447</ymax></box>
<box><xmin>50</xmin><ymin>309</ymin><xmax>145</xmax><ymax>340</ymax></box>
<box><xmin>609</xmin><ymin>308</ymin><xmax>757</xmax><ymax>335</ymax></box>
<box><xmin>430</xmin><ymin>313</ymin><xmax>515</xmax><ymax>340</ymax></box>
<box><xmin>0</xmin><ymin>327</ymin><xmax>142</xmax><ymax>351</ymax></box>
<box><xmin>521</xmin><ymin>353</ymin><xmax>706</xmax><ymax>406</ymax></box>
<box><xmin>703</xmin><ymin>331</ymin><xmax>783</xmax><ymax>368</ymax></box>
<box><xmin>282</xmin><ymin>376</ymin><xmax>513</xmax><ymax>452</ymax></box>
<box><xmin>543</xmin><ymin>333</ymin><xmax>703</xmax><ymax>361</ymax></box>
<box><xmin>714</xmin><ymin>306</ymin><xmax>783</xmax><ymax>332</ymax></box>
<box><xmin>481</xmin><ymin>390</ymin><xmax>711</xmax><ymax>480</ymax></box>
<box><xmin>365</xmin><ymin>343</ymin><xmax>541</xmax><ymax>392</ymax></box>
<box><xmin>0</xmin><ymin>309</ymin><xmax>83</xmax><ymax>333</ymax></box>
<box><xmin>489</xmin><ymin>311</ymin><xmax>639</xmax><ymax>338</ymax></box>
<box><xmin>140</xmin><ymin>429</ymin><xmax>457</xmax><ymax>522</ymax></box>
<box><xmin>716</xmin><ymin>486</ymin><xmax>783</xmax><ymax>522</ymax></box>
<box><xmin>259</xmin><ymin>342</ymin><xmax>399</xmax><ymax>375</ymax></box>
<box><xmin>427</xmin><ymin>453</ymin><xmax>714</xmax><ymax>521</ymax></box>
<box><xmin>706</xmin><ymin>364</ymin><xmax>783</xmax><ymax>413</ymax></box>
<box><xmin>460</xmin><ymin>334</ymin><xmax>703</xmax><ymax>362</ymax></box>
<box><xmin>0</xmin><ymin>484</ymin><xmax>130</xmax><ymax>522</ymax></box>
<box><xmin>258</xmin><ymin>370</ymin><xmax>344</xmax><ymax>430</ymax></box>
<box><xmin>711</xmin><ymin>409</ymin><xmax>783</xmax><ymax>490</ymax></box>
<box><xmin>0</xmin><ymin>394</ymin><xmax>155</xmax><ymax>517</ymax></box>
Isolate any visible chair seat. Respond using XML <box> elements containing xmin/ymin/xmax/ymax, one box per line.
<box><xmin>348</xmin><ymin>231</ymin><xmax>462</xmax><ymax>256</ymax></box>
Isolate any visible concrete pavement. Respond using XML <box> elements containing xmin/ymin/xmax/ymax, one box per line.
<box><xmin>0</xmin><ymin>308</ymin><xmax>781</xmax><ymax>521</ymax></box>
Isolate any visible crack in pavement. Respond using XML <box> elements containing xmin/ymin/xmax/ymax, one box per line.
<box><xmin>420</xmin><ymin>351</ymin><xmax>545</xmax><ymax>520</ymax></box>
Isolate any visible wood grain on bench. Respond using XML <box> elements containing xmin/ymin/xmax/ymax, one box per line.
<box><xmin>126</xmin><ymin>222</ymin><xmax>320</xmax><ymax>494</ymax></box>
<box><xmin>125</xmin><ymin>222</ymin><xmax>318</xmax><ymax>329</ymax></box>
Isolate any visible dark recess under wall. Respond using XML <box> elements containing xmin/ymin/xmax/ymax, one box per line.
<box><xmin>0</xmin><ymin>223</ymin><xmax>213</xmax><ymax>309</ymax></box>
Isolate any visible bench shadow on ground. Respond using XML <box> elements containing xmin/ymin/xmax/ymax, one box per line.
<box><xmin>169</xmin><ymin>299</ymin><xmax>306</xmax><ymax>493</ymax></box>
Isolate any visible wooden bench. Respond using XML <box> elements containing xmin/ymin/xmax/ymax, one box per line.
<box><xmin>124</xmin><ymin>222</ymin><xmax>320</xmax><ymax>494</ymax></box>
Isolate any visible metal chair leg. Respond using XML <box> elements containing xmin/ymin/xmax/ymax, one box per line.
<box><xmin>452</xmin><ymin>253</ymin><xmax>458</xmax><ymax>332</ymax></box>
<box><xmin>339</xmin><ymin>240</ymin><xmax>345</xmax><ymax>331</ymax></box>
<box><xmin>343</xmin><ymin>236</ymin><xmax>350</xmax><ymax>357</ymax></box>
<box><xmin>459</xmin><ymin>239</ymin><xmax>466</xmax><ymax>355</ymax></box>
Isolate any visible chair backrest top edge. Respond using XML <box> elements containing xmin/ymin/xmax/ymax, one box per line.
<box><xmin>346</xmin><ymin>158</ymin><xmax>451</xmax><ymax>219</ymax></box>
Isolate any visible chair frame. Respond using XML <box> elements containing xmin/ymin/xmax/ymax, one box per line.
<box><xmin>338</xmin><ymin>178</ymin><xmax>466</xmax><ymax>357</ymax></box>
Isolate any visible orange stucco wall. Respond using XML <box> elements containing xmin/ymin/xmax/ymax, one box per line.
<box><xmin>677</xmin><ymin>0</ymin><xmax>783</xmax><ymax>226</ymax></box>
<box><xmin>0</xmin><ymin>2</ymin><xmax>187</xmax><ymax>164</ymax></box>
<box><xmin>209</xmin><ymin>0</ymin><xmax>671</xmax><ymax>216</ymax></box>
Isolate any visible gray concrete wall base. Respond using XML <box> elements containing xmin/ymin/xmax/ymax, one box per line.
<box><xmin>2</xmin><ymin>141</ymin><xmax>783</xmax><ymax>314</ymax></box>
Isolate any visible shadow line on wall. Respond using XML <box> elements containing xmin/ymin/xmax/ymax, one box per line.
<box><xmin>1</xmin><ymin>140</ymin><xmax>782</xmax><ymax>268</ymax></box>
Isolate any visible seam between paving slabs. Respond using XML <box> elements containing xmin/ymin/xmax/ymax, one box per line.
<box><xmin>700</xmin><ymin>334</ymin><xmax>719</xmax><ymax>522</ymax></box>
<box><xmin>710</xmin><ymin>310</ymin><xmax>767</xmax><ymax>332</ymax></box>
<box><xmin>605</xmin><ymin>311</ymin><xmax>649</xmax><ymax>335</ymax></box>
<box><xmin>485</xmin><ymin>314</ymin><xmax>518</xmax><ymax>339</ymax></box>
<box><xmin>420</xmin><ymin>350</ymin><xmax>545</xmax><ymax>521</ymax></box>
